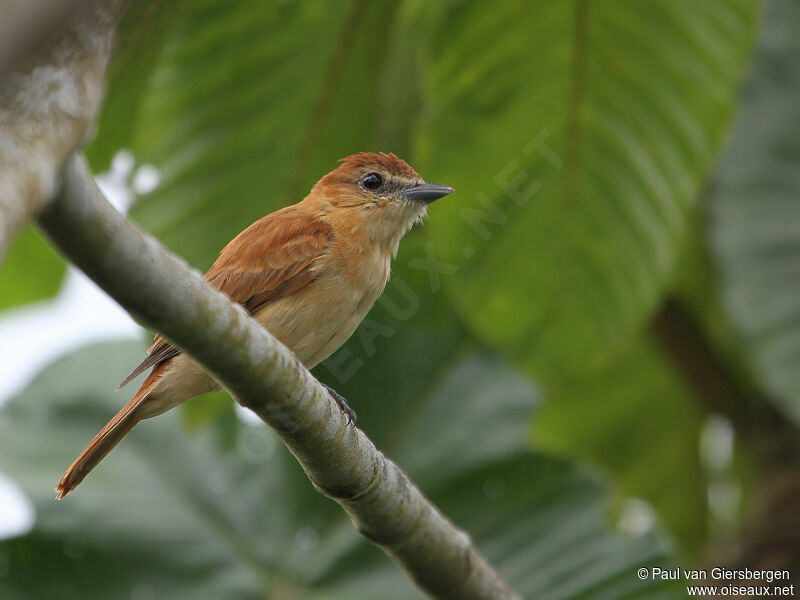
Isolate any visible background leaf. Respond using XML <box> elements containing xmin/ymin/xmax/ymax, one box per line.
<box><xmin>0</xmin><ymin>226</ymin><xmax>65</xmax><ymax>311</ymax></box>
<box><xmin>709</xmin><ymin>0</ymin><xmax>800</xmax><ymax>424</ymax></box>
<box><xmin>419</xmin><ymin>0</ymin><xmax>761</xmax><ymax>378</ymax></box>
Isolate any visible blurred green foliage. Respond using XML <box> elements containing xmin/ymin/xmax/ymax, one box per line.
<box><xmin>709</xmin><ymin>0</ymin><xmax>800</xmax><ymax>425</ymax></box>
<box><xmin>532</xmin><ymin>338</ymin><xmax>707</xmax><ymax>555</ymax></box>
<box><xmin>3</xmin><ymin>0</ymin><xmax>800</xmax><ymax>597</ymax></box>
<box><xmin>0</xmin><ymin>226</ymin><xmax>64</xmax><ymax>310</ymax></box>
<box><xmin>421</xmin><ymin>0</ymin><xmax>757</xmax><ymax>377</ymax></box>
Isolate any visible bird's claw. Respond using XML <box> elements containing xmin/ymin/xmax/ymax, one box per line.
<box><xmin>323</xmin><ymin>384</ymin><xmax>358</xmax><ymax>426</ymax></box>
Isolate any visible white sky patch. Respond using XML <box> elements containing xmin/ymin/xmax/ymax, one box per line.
<box><xmin>0</xmin><ymin>265</ymin><xmax>142</xmax><ymax>403</ymax></box>
<box><xmin>701</xmin><ymin>415</ymin><xmax>741</xmax><ymax>522</ymax></box>
<box><xmin>234</xmin><ymin>403</ymin><xmax>267</xmax><ymax>426</ymax></box>
<box><xmin>617</xmin><ymin>497</ymin><xmax>655</xmax><ymax>537</ymax></box>
<box><xmin>0</xmin><ymin>473</ymin><xmax>35</xmax><ymax>540</ymax></box>
<box><xmin>133</xmin><ymin>163</ymin><xmax>161</xmax><ymax>195</ymax></box>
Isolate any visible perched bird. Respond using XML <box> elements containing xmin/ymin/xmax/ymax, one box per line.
<box><xmin>55</xmin><ymin>152</ymin><xmax>453</xmax><ymax>499</ymax></box>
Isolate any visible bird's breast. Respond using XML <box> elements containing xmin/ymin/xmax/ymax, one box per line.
<box><xmin>254</xmin><ymin>249</ymin><xmax>391</xmax><ymax>369</ymax></box>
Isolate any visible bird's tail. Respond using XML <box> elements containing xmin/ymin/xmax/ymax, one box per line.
<box><xmin>55</xmin><ymin>369</ymin><xmax>163</xmax><ymax>499</ymax></box>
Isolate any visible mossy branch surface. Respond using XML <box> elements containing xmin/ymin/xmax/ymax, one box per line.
<box><xmin>37</xmin><ymin>154</ymin><xmax>520</xmax><ymax>600</ymax></box>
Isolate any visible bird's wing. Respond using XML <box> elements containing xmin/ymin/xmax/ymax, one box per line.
<box><xmin>118</xmin><ymin>208</ymin><xmax>334</xmax><ymax>388</ymax></box>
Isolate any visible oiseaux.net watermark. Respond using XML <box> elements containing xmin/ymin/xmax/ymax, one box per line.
<box><xmin>638</xmin><ymin>566</ymin><xmax>795</xmax><ymax>597</ymax></box>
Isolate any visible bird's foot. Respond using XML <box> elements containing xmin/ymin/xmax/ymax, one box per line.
<box><xmin>323</xmin><ymin>384</ymin><xmax>358</xmax><ymax>426</ymax></box>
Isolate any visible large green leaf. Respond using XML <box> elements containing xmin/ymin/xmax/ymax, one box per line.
<box><xmin>709</xmin><ymin>0</ymin><xmax>800</xmax><ymax>424</ymax></box>
<box><xmin>0</xmin><ymin>225</ymin><xmax>65</xmax><ymax>311</ymax></box>
<box><xmin>418</xmin><ymin>0</ymin><xmax>761</xmax><ymax>377</ymax></box>
<box><xmin>0</xmin><ymin>341</ymin><xmax>677</xmax><ymax>599</ymax></box>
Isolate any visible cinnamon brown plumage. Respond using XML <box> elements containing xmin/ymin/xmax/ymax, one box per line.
<box><xmin>56</xmin><ymin>152</ymin><xmax>453</xmax><ymax>498</ymax></box>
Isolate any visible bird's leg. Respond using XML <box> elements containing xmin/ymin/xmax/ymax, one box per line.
<box><xmin>322</xmin><ymin>384</ymin><xmax>357</xmax><ymax>425</ymax></box>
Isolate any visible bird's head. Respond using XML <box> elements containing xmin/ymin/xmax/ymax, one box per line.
<box><xmin>309</xmin><ymin>152</ymin><xmax>454</xmax><ymax>253</ymax></box>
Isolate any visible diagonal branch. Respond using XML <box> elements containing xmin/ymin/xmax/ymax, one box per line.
<box><xmin>37</xmin><ymin>153</ymin><xmax>520</xmax><ymax>600</ymax></box>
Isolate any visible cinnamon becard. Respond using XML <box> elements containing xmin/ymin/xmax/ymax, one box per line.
<box><xmin>55</xmin><ymin>152</ymin><xmax>453</xmax><ymax>498</ymax></box>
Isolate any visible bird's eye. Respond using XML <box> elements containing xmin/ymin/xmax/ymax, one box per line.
<box><xmin>362</xmin><ymin>172</ymin><xmax>383</xmax><ymax>190</ymax></box>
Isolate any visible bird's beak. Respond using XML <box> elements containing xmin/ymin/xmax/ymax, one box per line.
<box><xmin>402</xmin><ymin>182</ymin><xmax>455</xmax><ymax>203</ymax></box>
